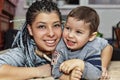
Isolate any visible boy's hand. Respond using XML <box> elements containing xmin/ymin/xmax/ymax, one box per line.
<box><xmin>70</xmin><ymin>67</ymin><xmax>82</xmax><ymax>80</ymax></box>
<box><xmin>59</xmin><ymin>59</ymin><xmax>84</xmax><ymax>74</ymax></box>
<box><xmin>100</xmin><ymin>67</ymin><xmax>110</xmax><ymax>80</ymax></box>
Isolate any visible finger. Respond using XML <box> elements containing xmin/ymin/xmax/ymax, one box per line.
<box><xmin>71</xmin><ymin>73</ymin><xmax>81</xmax><ymax>80</ymax></box>
<box><xmin>73</xmin><ymin>67</ymin><xmax>83</xmax><ymax>76</ymax></box>
<box><xmin>71</xmin><ymin>77</ymin><xmax>80</xmax><ymax>80</ymax></box>
<box><xmin>102</xmin><ymin>72</ymin><xmax>108</xmax><ymax>79</ymax></box>
<box><xmin>66</xmin><ymin>67</ymin><xmax>71</xmax><ymax>74</ymax></box>
<box><xmin>105</xmin><ymin>72</ymin><xmax>110</xmax><ymax>79</ymax></box>
<box><xmin>63</xmin><ymin>66</ymin><xmax>69</xmax><ymax>73</ymax></box>
<box><xmin>104</xmin><ymin>72</ymin><xmax>110</xmax><ymax>80</ymax></box>
<box><xmin>70</xmin><ymin>76</ymin><xmax>80</xmax><ymax>80</ymax></box>
<box><xmin>59</xmin><ymin>63</ymin><xmax>64</xmax><ymax>71</ymax></box>
<box><xmin>101</xmin><ymin>71</ymin><xmax>106</xmax><ymax>79</ymax></box>
<box><xmin>60</xmin><ymin>63</ymin><xmax>69</xmax><ymax>73</ymax></box>
<box><xmin>72</xmin><ymin>69</ymin><xmax>82</xmax><ymax>79</ymax></box>
<box><xmin>60</xmin><ymin>63</ymin><xmax>72</xmax><ymax>74</ymax></box>
<box><xmin>75</xmin><ymin>70</ymin><xmax>82</xmax><ymax>78</ymax></box>
<box><xmin>66</xmin><ymin>66</ymin><xmax>74</xmax><ymax>74</ymax></box>
<box><xmin>101</xmin><ymin>68</ymin><xmax>110</xmax><ymax>80</ymax></box>
<box><xmin>74</xmin><ymin>67</ymin><xmax>82</xmax><ymax>72</ymax></box>
<box><xmin>101</xmin><ymin>72</ymin><xmax>110</xmax><ymax>80</ymax></box>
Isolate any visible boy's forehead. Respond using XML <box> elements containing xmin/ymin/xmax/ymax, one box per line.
<box><xmin>67</xmin><ymin>17</ymin><xmax>90</xmax><ymax>25</ymax></box>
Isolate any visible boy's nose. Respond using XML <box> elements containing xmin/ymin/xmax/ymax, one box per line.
<box><xmin>68</xmin><ymin>31</ymin><xmax>74</xmax><ymax>38</ymax></box>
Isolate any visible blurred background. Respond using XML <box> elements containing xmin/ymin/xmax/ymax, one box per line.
<box><xmin>0</xmin><ymin>0</ymin><xmax>120</xmax><ymax>60</ymax></box>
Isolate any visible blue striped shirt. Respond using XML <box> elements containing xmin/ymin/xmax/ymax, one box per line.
<box><xmin>52</xmin><ymin>37</ymin><xmax>109</xmax><ymax>80</ymax></box>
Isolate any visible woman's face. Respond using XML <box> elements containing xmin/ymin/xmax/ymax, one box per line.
<box><xmin>28</xmin><ymin>12</ymin><xmax>62</xmax><ymax>54</ymax></box>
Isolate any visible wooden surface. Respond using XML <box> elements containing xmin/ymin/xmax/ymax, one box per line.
<box><xmin>29</xmin><ymin>77</ymin><xmax>54</xmax><ymax>80</ymax></box>
<box><xmin>108</xmin><ymin>61</ymin><xmax>120</xmax><ymax>80</ymax></box>
<box><xmin>31</xmin><ymin>61</ymin><xmax>120</xmax><ymax>80</ymax></box>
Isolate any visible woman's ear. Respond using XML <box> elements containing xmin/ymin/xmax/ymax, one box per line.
<box><xmin>89</xmin><ymin>32</ymin><xmax>97</xmax><ymax>41</ymax></box>
<box><xmin>27</xmin><ymin>24</ymin><xmax>33</xmax><ymax>36</ymax></box>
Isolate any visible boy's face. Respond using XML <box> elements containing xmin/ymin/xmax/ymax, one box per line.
<box><xmin>63</xmin><ymin>17</ymin><xmax>94</xmax><ymax>50</ymax></box>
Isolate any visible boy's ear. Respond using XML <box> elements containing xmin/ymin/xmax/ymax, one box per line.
<box><xmin>27</xmin><ymin>24</ymin><xmax>33</xmax><ymax>36</ymax></box>
<box><xmin>89</xmin><ymin>32</ymin><xmax>97</xmax><ymax>41</ymax></box>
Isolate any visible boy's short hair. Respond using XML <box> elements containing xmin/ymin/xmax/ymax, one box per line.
<box><xmin>67</xmin><ymin>6</ymin><xmax>99</xmax><ymax>34</ymax></box>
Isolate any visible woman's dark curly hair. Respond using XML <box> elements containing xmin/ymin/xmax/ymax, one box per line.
<box><xmin>26</xmin><ymin>0</ymin><xmax>62</xmax><ymax>25</ymax></box>
<box><xmin>12</xmin><ymin>0</ymin><xmax>62</xmax><ymax>66</ymax></box>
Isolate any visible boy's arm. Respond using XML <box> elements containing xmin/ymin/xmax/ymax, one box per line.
<box><xmin>59</xmin><ymin>59</ymin><xmax>84</xmax><ymax>74</ymax></box>
<box><xmin>59</xmin><ymin>56</ymin><xmax>101</xmax><ymax>80</ymax></box>
<box><xmin>59</xmin><ymin>59</ymin><xmax>84</xmax><ymax>80</ymax></box>
<box><xmin>101</xmin><ymin>44</ymin><xmax>113</xmax><ymax>69</ymax></box>
<box><xmin>59</xmin><ymin>68</ymin><xmax>82</xmax><ymax>80</ymax></box>
<box><xmin>101</xmin><ymin>44</ymin><xmax>113</xmax><ymax>79</ymax></box>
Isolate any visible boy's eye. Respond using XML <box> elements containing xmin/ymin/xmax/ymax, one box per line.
<box><xmin>65</xmin><ymin>26</ymin><xmax>70</xmax><ymax>30</ymax></box>
<box><xmin>76</xmin><ymin>31</ymin><xmax>81</xmax><ymax>33</ymax></box>
<box><xmin>76</xmin><ymin>30</ymin><xmax>82</xmax><ymax>34</ymax></box>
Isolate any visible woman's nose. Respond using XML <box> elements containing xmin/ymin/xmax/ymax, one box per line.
<box><xmin>48</xmin><ymin>28</ymin><xmax>55</xmax><ymax>37</ymax></box>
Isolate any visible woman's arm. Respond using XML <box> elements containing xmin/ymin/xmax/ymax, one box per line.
<box><xmin>0</xmin><ymin>64</ymin><xmax>51</xmax><ymax>80</ymax></box>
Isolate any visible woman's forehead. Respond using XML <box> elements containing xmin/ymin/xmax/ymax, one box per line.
<box><xmin>35</xmin><ymin>12</ymin><xmax>60</xmax><ymax>21</ymax></box>
<box><xmin>30</xmin><ymin>12</ymin><xmax>60</xmax><ymax>26</ymax></box>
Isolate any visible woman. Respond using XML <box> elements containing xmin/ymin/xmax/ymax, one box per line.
<box><xmin>0</xmin><ymin>0</ymin><xmax>62</xmax><ymax>79</ymax></box>
<box><xmin>0</xmin><ymin>0</ymin><xmax>112</xmax><ymax>80</ymax></box>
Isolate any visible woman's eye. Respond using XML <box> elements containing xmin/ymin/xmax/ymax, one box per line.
<box><xmin>54</xmin><ymin>24</ymin><xmax>61</xmax><ymax>28</ymax></box>
<box><xmin>38</xmin><ymin>25</ymin><xmax>46</xmax><ymax>29</ymax></box>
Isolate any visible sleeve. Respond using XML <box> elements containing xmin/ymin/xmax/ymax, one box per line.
<box><xmin>97</xmin><ymin>37</ymin><xmax>109</xmax><ymax>50</ymax></box>
<box><xmin>52</xmin><ymin>50</ymin><xmax>65</xmax><ymax>79</ymax></box>
<box><xmin>0</xmin><ymin>48</ymin><xmax>25</xmax><ymax>67</ymax></box>
<box><xmin>82</xmin><ymin>48</ymin><xmax>102</xmax><ymax>80</ymax></box>
<box><xmin>82</xmin><ymin>62</ymin><xmax>102</xmax><ymax>80</ymax></box>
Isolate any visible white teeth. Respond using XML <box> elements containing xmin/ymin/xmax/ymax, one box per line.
<box><xmin>46</xmin><ymin>40</ymin><xmax>55</xmax><ymax>43</ymax></box>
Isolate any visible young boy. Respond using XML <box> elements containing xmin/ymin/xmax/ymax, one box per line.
<box><xmin>52</xmin><ymin>6</ymin><xmax>112</xmax><ymax>80</ymax></box>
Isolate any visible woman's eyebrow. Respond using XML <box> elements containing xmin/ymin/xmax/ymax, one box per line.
<box><xmin>36</xmin><ymin>22</ymin><xmax>46</xmax><ymax>24</ymax></box>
